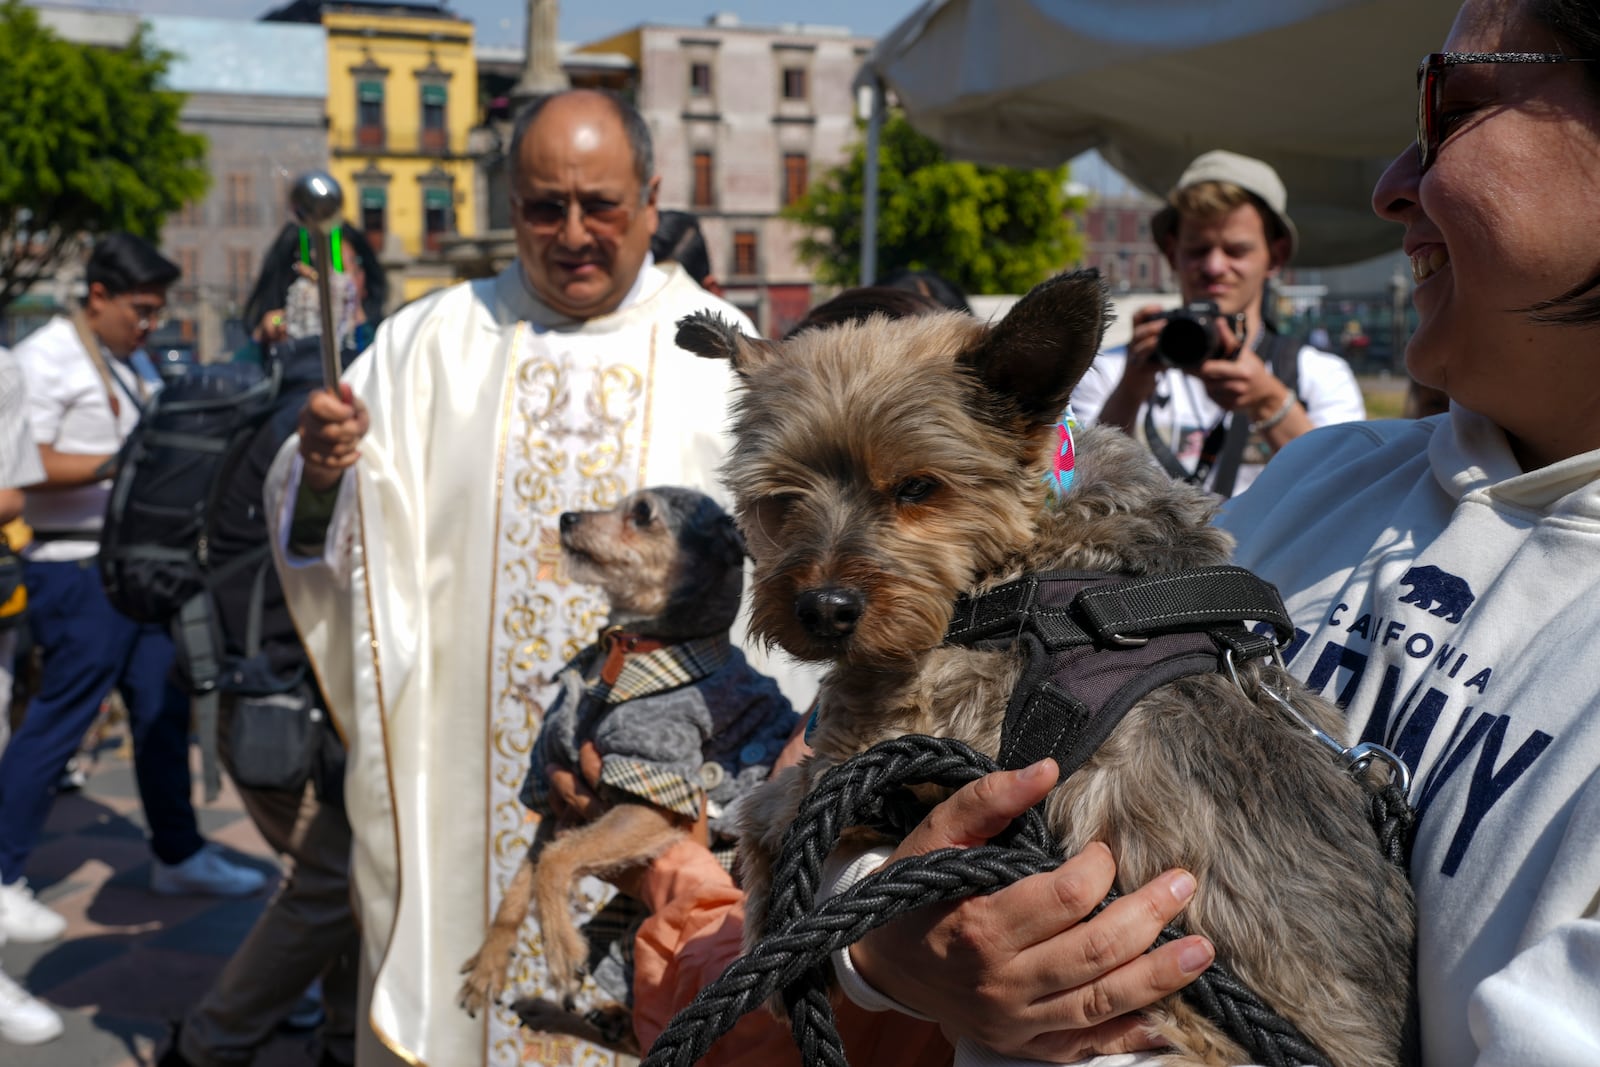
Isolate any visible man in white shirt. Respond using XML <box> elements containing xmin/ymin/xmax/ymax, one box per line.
<box><xmin>0</xmin><ymin>344</ymin><xmax>62</xmax><ymax>1047</ymax></box>
<box><xmin>0</xmin><ymin>235</ymin><xmax>265</xmax><ymax>955</ymax></box>
<box><xmin>1071</xmin><ymin>151</ymin><xmax>1366</xmax><ymax>498</ymax></box>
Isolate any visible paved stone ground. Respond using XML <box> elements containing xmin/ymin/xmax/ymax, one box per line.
<box><xmin>0</xmin><ymin>732</ymin><xmax>321</xmax><ymax>1066</ymax></box>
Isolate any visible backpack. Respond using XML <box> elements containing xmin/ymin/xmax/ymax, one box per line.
<box><xmin>99</xmin><ymin>358</ymin><xmax>285</xmax><ymax>798</ymax></box>
<box><xmin>100</xmin><ymin>359</ymin><xmax>284</xmax><ymax>627</ymax></box>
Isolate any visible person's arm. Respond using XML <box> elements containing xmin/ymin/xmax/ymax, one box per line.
<box><xmin>631</xmin><ymin>836</ymin><xmax>954</xmax><ymax>1067</ymax></box>
<box><xmin>1091</xmin><ymin>307</ymin><xmax>1169</xmax><ymax>435</ymax></box>
<box><xmin>32</xmin><ymin>442</ymin><xmax>116</xmax><ymax>490</ymax></box>
<box><xmin>0</xmin><ymin>487</ymin><xmax>22</xmax><ymax>525</ymax></box>
<box><xmin>16</xmin><ymin>354</ymin><xmax>112</xmax><ymax>490</ymax></box>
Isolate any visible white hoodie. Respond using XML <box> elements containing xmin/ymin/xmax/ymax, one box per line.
<box><xmin>1221</xmin><ymin>407</ymin><xmax>1600</xmax><ymax>1067</ymax></box>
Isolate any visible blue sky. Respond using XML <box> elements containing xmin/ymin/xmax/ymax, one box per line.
<box><xmin>56</xmin><ymin>1</ymin><xmax>911</xmax><ymax>48</ymax></box>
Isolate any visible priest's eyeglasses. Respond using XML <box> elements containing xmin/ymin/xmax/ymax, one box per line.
<box><xmin>1417</xmin><ymin>51</ymin><xmax>1595</xmax><ymax>174</ymax></box>
<box><xmin>513</xmin><ymin>193</ymin><xmax>634</xmax><ymax>236</ymax></box>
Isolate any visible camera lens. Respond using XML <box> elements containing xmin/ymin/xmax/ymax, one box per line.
<box><xmin>1158</xmin><ymin>317</ymin><xmax>1213</xmax><ymax>369</ymax></box>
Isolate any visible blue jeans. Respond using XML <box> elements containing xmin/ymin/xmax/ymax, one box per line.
<box><xmin>0</xmin><ymin>558</ymin><xmax>204</xmax><ymax>882</ymax></box>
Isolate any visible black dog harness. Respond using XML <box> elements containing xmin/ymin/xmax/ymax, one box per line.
<box><xmin>944</xmin><ymin>565</ymin><xmax>1295</xmax><ymax>779</ymax></box>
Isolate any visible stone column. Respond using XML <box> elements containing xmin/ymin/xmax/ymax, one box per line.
<box><xmin>512</xmin><ymin>0</ymin><xmax>568</xmax><ymax>110</ymax></box>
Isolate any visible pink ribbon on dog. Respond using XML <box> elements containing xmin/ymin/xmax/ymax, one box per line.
<box><xmin>1046</xmin><ymin>406</ymin><xmax>1077</xmax><ymax>497</ymax></box>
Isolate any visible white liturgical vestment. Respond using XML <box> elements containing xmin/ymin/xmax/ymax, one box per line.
<box><xmin>267</xmin><ymin>261</ymin><xmax>808</xmax><ymax>1066</ymax></box>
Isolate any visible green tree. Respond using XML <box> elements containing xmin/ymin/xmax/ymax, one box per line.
<box><xmin>783</xmin><ymin>112</ymin><xmax>1084</xmax><ymax>295</ymax></box>
<box><xmin>0</xmin><ymin>0</ymin><xmax>208</xmax><ymax>316</ymax></box>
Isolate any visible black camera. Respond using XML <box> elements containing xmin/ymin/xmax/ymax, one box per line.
<box><xmin>1153</xmin><ymin>302</ymin><xmax>1246</xmax><ymax>370</ymax></box>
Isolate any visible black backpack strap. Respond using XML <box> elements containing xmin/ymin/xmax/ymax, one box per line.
<box><xmin>173</xmin><ymin>592</ymin><xmax>225</xmax><ymax>802</ymax></box>
<box><xmin>1211</xmin><ymin>331</ymin><xmax>1302</xmax><ymax>499</ymax></box>
<box><xmin>170</xmin><ymin>544</ymin><xmax>273</xmax><ymax>803</ymax></box>
<box><xmin>1265</xmin><ymin>330</ymin><xmax>1301</xmax><ymax>396</ymax></box>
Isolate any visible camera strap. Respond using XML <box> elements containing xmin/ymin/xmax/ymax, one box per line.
<box><xmin>1212</xmin><ymin>330</ymin><xmax>1302</xmax><ymax>497</ymax></box>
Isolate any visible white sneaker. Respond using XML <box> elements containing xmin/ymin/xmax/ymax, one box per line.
<box><xmin>0</xmin><ymin>968</ymin><xmax>64</xmax><ymax>1045</ymax></box>
<box><xmin>150</xmin><ymin>845</ymin><xmax>268</xmax><ymax>898</ymax></box>
<box><xmin>0</xmin><ymin>880</ymin><xmax>67</xmax><ymax>944</ymax></box>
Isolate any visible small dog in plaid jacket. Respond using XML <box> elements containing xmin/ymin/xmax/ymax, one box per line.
<box><xmin>458</xmin><ymin>486</ymin><xmax>796</xmax><ymax>1043</ymax></box>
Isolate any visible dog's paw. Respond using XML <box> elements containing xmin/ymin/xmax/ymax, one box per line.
<box><xmin>457</xmin><ymin>953</ymin><xmax>503</xmax><ymax>1018</ymax></box>
<box><xmin>540</xmin><ymin>922</ymin><xmax>593</xmax><ymax>1000</ymax></box>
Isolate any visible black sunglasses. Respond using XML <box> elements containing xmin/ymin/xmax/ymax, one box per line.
<box><xmin>1416</xmin><ymin>51</ymin><xmax>1596</xmax><ymax>173</ymax></box>
<box><xmin>513</xmin><ymin>194</ymin><xmax>634</xmax><ymax>235</ymax></box>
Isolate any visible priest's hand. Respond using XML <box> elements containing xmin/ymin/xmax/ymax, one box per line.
<box><xmin>298</xmin><ymin>383</ymin><xmax>369</xmax><ymax>492</ymax></box>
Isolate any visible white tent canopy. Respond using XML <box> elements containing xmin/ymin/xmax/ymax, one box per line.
<box><xmin>859</xmin><ymin>0</ymin><xmax>1463</xmax><ymax>267</ymax></box>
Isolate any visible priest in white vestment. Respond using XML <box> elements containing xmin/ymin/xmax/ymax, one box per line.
<box><xmin>265</xmin><ymin>91</ymin><xmax>811</xmax><ymax>1067</ymax></box>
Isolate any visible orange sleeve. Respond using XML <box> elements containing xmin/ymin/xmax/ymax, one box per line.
<box><xmin>632</xmin><ymin>838</ymin><xmax>953</xmax><ymax>1067</ymax></box>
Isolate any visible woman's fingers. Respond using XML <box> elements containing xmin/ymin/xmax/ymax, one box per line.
<box><xmin>888</xmin><ymin>759</ymin><xmax>1059</xmax><ymax>860</ymax></box>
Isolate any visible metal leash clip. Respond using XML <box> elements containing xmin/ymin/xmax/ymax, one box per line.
<box><xmin>1223</xmin><ymin>649</ymin><xmax>1411</xmax><ymax>796</ymax></box>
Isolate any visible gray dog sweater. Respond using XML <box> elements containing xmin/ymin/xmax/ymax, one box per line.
<box><xmin>520</xmin><ymin>633</ymin><xmax>797</xmax><ymax>839</ymax></box>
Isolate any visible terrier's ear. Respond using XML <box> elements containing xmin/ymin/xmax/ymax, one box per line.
<box><xmin>959</xmin><ymin>270</ymin><xmax>1112</xmax><ymax>425</ymax></box>
<box><xmin>675</xmin><ymin>312</ymin><xmax>779</xmax><ymax>373</ymax></box>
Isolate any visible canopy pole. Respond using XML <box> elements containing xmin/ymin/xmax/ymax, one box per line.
<box><xmin>860</xmin><ymin>76</ymin><xmax>885</xmax><ymax>287</ymax></box>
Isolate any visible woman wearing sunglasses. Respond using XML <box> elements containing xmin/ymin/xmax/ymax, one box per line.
<box><xmin>815</xmin><ymin>2</ymin><xmax>1600</xmax><ymax>1065</ymax></box>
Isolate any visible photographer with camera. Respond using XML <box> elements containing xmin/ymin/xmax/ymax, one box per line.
<box><xmin>1072</xmin><ymin>151</ymin><xmax>1365</xmax><ymax>498</ymax></box>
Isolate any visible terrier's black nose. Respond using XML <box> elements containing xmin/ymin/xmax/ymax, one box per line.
<box><xmin>795</xmin><ymin>587</ymin><xmax>864</xmax><ymax>639</ymax></box>
<box><xmin>559</xmin><ymin>512</ymin><xmax>578</xmax><ymax>532</ymax></box>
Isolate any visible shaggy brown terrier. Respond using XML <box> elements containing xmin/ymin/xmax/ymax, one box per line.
<box><xmin>675</xmin><ymin>271</ymin><xmax>1415</xmax><ymax>1067</ymax></box>
<box><xmin>457</xmin><ymin>486</ymin><xmax>794</xmax><ymax>1053</ymax></box>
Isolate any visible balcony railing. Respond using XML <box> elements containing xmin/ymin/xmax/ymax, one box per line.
<box><xmin>336</xmin><ymin>125</ymin><xmax>457</xmax><ymax>156</ymax></box>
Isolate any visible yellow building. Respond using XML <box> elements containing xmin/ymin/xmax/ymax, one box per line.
<box><xmin>314</xmin><ymin>1</ymin><xmax>478</xmax><ymax>304</ymax></box>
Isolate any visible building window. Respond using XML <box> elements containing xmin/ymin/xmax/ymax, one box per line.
<box><xmin>175</xmin><ymin>200</ymin><xmax>204</xmax><ymax>228</ymax></box>
<box><xmin>420</xmin><ymin>83</ymin><xmax>447</xmax><ymax>152</ymax></box>
<box><xmin>357</xmin><ymin>79</ymin><xmax>385</xmax><ymax>148</ymax></box>
<box><xmin>782</xmin><ymin>153</ymin><xmax>808</xmax><ymax>206</ymax></box>
<box><xmin>692</xmin><ymin>151</ymin><xmax>714</xmax><ymax>209</ymax></box>
<box><xmin>228</xmin><ymin>248</ymin><xmax>254</xmax><ymax>305</ymax></box>
<box><xmin>689</xmin><ymin>62</ymin><xmax>712</xmax><ymax>97</ymax></box>
<box><xmin>782</xmin><ymin>67</ymin><xmax>807</xmax><ymax>100</ymax></box>
<box><xmin>225</xmin><ymin>173</ymin><xmax>255</xmax><ymax>227</ymax></box>
<box><xmin>733</xmin><ymin>230</ymin><xmax>757</xmax><ymax>277</ymax></box>
<box><xmin>423</xmin><ymin>186</ymin><xmax>452</xmax><ymax>253</ymax></box>
<box><xmin>174</xmin><ymin>247</ymin><xmax>199</xmax><ymax>304</ymax></box>
<box><xmin>360</xmin><ymin>187</ymin><xmax>387</xmax><ymax>250</ymax></box>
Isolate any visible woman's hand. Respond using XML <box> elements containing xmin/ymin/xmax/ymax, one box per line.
<box><xmin>850</xmin><ymin>759</ymin><xmax>1214</xmax><ymax>1061</ymax></box>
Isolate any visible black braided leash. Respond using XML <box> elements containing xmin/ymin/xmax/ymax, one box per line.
<box><xmin>643</xmin><ymin>734</ymin><xmax>1405</xmax><ymax>1067</ymax></box>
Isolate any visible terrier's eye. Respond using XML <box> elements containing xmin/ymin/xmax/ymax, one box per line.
<box><xmin>750</xmin><ymin>494</ymin><xmax>797</xmax><ymax>545</ymax></box>
<box><xmin>894</xmin><ymin>477</ymin><xmax>937</xmax><ymax>504</ymax></box>
<box><xmin>630</xmin><ymin>500</ymin><xmax>654</xmax><ymax>527</ymax></box>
